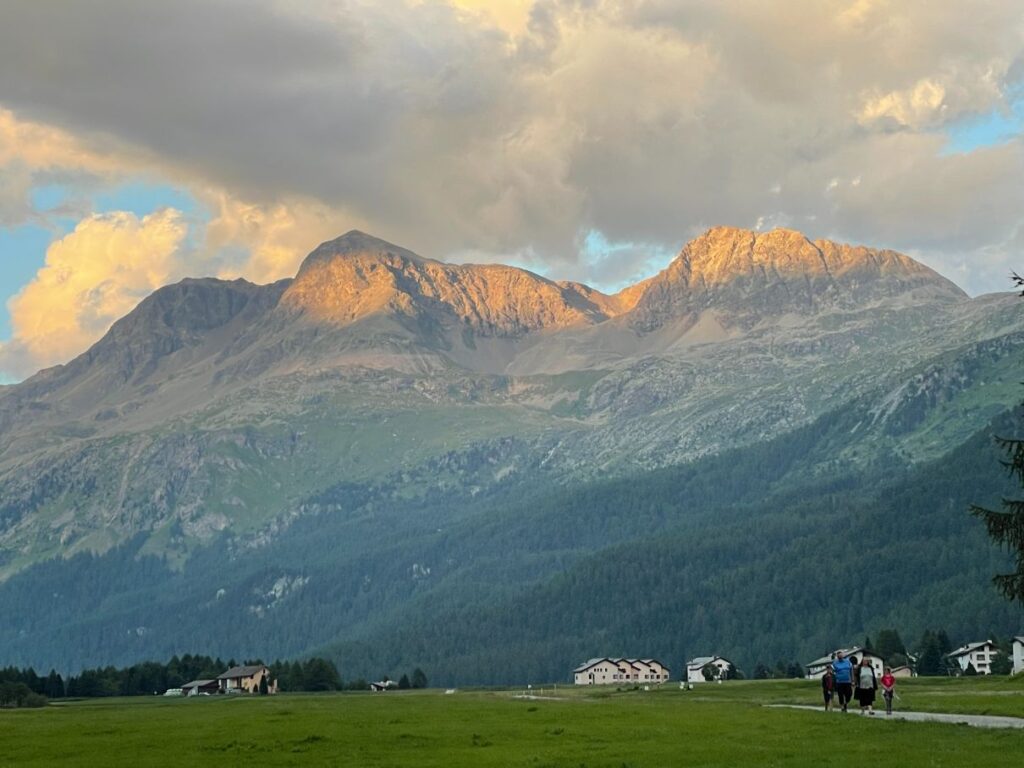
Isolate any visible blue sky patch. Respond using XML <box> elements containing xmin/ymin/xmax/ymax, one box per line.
<box><xmin>0</xmin><ymin>224</ymin><xmax>53</xmax><ymax>339</ymax></box>
<box><xmin>944</xmin><ymin>96</ymin><xmax>1024</xmax><ymax>154</ymax></box>
<box><xmin>94</xmin><ymin>182</ymin><xmax>199</xmax><ymax>217</ymax></box>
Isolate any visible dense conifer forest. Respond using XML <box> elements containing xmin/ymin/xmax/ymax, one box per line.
<box><xmin>1</xmin><ymin>401</ymin><xmax>1022</xmax><ymax>685</ymax></box>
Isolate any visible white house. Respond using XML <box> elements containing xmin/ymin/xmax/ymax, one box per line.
<box><xmin>805</xmin><ymin>647</ymin><xmax>885</xmax><ymax>680</ymax></box>
<box><xmin>1012</xmin><ymin>636</ymin><xmax>1023</xmax><ymax>676</ymax></box>
<box><xmin>947</xmin><ymin>640</ymin><xmax>999</xmax><ymax>675</ymax></box>
<box><xmin>573</xmin><ymin>658</ymin><xmax>670</xmax><ymax>685</ymax></box>
<box><xmin>685</xmin><ymin>656</ymin><xmax>733</xmax><ymax>682</ymax></box>
<box><xmin>890</xmin><ymin>665</ymin><xmax>915</xmax><ymax>678</ymax></box>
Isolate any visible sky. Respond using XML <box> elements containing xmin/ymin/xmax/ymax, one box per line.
<box><xmin>1</xmin><ymin>0</ymin><xmax>1023</xmax><ymax>382</ymax></box>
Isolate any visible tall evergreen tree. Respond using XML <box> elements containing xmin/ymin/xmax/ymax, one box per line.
<box><xmin>970</xmin><ymin>272</ymin><xmax>1024</xmax><ymax>603</ymax></box>
<box><xmin>971</xmin><ymin>432</ymin><xmax>1024</xmax><ymax>602</ymax></box>
<box><xmin>873</xmin><ymin>629</ymin><xmax>906</xmax><ymax>661</ymax></box>
<box><xmin>915</xmin><ymin>630</ymin><xmax>943</xmax><ymax>676</ymax></box>
<box><xmin>411</xmin><ymin>668</ymin><xmax>428</xmax><ymax>689</ymax></box>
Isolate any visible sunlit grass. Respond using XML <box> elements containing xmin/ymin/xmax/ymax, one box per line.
<box><xmin>2</xmin><ymin>678</ymin><xmax>1022</xmax><ymax>767</ymax></box>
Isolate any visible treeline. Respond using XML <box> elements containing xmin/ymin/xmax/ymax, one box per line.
<box><xmin>0</xmin><ymin>654</ymin><xmax>349</xmax><ymax>698</ymax></box>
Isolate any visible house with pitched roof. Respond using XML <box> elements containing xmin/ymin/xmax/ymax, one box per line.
<box><xmin>217</xmin><ymin>664</ymin><xmax>277</xmax><ymax>694</ymax></box>
<box><xmin>947</xmin><ymin>640</ymin><xmax>999</xmax><ymax>675</ymax></box>
<box><xmin>685</xmin><ymin>656</ymin><xmax>733</xmax><ymax>682</ymax></box>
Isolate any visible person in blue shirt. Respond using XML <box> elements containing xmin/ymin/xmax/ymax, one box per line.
<box><xmin>831</xmin><ymin>651</ymin><xmax>854</xmax><ymax>712</ymax></box>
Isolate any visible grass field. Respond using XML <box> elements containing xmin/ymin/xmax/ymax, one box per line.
<box><xmin>2</xmin><ymin>678</ymin><xmax>1023</xmax><ymax>767</ymax></box>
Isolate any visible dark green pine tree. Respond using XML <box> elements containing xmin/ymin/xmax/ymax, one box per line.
<box><xmin>872</xmin><ymin>629</ymin><xmax>906</xmax><ymax>662</ymax></box>
<box><xmin>411</xmin><ymin>668</ymin><xmax>428</xmax><ymax>689</ymax></box>
<box><xmin>398</xmin><ymin>674</ymin><xmax>411</xmax><ymax>690</ymax></box>
<box><xmin>971</xmin><ymin>432</ymin><xmax>1024</xmax><ymax>603</ymax></box>
<box><xmin>915</xmin><ymin>631</ymin><xmax>943</xmax><ymax>676</ymax></box>
<box><xmin>971</xmin><ymin>272</ymin><xmax>1024</xmax><ymax>604</ymax></box>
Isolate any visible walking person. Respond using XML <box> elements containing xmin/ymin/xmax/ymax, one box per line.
<box><xmin>854</xmin><ymin>658</ymin><xmax>877</xmax><ymax>715</ymax></box>
<box><xmin>880</xmin><ymin>667</ymin><xmax>896</xmax><ymax>715</ymax></box>
<box><xmin>821</xmin><ymin>668</ymin><xmax>835</xmax><ymax>711</ymax></box>
<box><xmin>831</xmin><ymin>651</ymin><xmax>854</xmax><ymax>713</ymax></box>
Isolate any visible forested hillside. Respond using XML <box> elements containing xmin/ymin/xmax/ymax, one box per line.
<box><xmin>2</xmin><ymin>395</ymin><xmax>1021</xmax><ymax>683</ymax></box>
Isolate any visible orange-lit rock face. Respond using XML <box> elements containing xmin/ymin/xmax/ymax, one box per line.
<box><xmin>628</xmin><ymin>226</ymin><xmax>963</xmax><ymax>331</ymax></box>
<box><xmin>280</xmin><ymin>231</ymin><xmax>615</xmax><ymax>336</ymax></box>
<box><xmin>279</xmin><ymin>226</ymin><xmax>962</xmax><ymax>339</ymax></box>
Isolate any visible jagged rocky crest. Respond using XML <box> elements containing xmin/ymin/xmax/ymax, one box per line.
<box><xmin>282</xmin><ymin>230</ymin><xmax>614</xmax><ymax>335</ymax></box>
<box><xmin>4</xmin><ymin>225</ymin><xmax>966</xmax><ymax>400</ymax></box>
<box><xmin>628</xmin><ymin>227</ymin><xmax>964</xmax><ymax>331</ymax></box>
<box><xmin>281</xmin><ymin>225</ymin><xmax>962</xmax><ymax>336</ymax></box>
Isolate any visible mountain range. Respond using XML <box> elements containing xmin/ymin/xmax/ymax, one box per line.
<box><xmin>1</xmin><ymin>225</ymin><xmax>1022</xmax><ymax>681</ymax></box>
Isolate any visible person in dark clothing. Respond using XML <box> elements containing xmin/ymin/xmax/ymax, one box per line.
<box><xmin>831</xmin><ymin>651</ymin><xmax>854</xmax><ymax>712</ymax></box>
<box><xmin>854</xmin><ymin>658</ymin><xmax>877</xmax><ymax>715</ymax></box>
<box><xmin>821</xmin><ymin>668</ymin><xmax>835</xmax><ymax>711</ymax></box>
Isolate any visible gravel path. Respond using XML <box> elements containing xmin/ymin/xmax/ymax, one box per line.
<box><xmin>767</xmin><ymin>704</ymin><xmax>1024</xmax><ymax>729</ymax></box>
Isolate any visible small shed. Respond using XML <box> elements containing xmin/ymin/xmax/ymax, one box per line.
<box><xmin>182</xmin><ymin>679</ymin><xmax>219</xmax><ymax>696</ymax></box>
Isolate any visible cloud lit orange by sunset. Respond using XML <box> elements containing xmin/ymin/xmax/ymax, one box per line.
<box><xmin>1</xmin><ymin>0</ymin><xmax>1023</xmax><ymax>381</ymax></box>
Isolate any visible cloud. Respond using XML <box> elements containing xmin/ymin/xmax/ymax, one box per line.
<box><xmin>200</xmin><ymin>192</ymin><xmax>365</xmax><ymax>284</ymax></box>
<box><xmin>0</xmin><ymin>210</ymin><xmax>189</xmax><ymax>377</ymax></box>
<box><xmin>0</xmin><ymin>0</ymin><xmax>1023</xmax><ymax>359</ymax></box>
<box><xmin>0</xmin><ymin>108</ymin><xmax>141</xmax><ymax>227</ymax></box>
<box><xmin>859</xmin><ymin>79</ymin><xmax>948</xmax><ymax>129</ymax></box>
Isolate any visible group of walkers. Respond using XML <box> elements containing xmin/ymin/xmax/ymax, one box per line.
<box><xmin>820</xmin><ymin>651</ymin><xmax>897</xmax><ymax>715</ymax></box>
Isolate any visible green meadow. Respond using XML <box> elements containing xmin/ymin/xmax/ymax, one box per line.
<box><xmin>3</xmin><ymin>679</ymin><xmax>1023</xmax><ymax>767</ymax></box>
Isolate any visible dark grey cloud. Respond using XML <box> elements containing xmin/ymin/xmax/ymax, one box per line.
<box><xmin>0</xmin><ymin>0</ymin><xmax>1022</xmax><ymax>295</ymax></box>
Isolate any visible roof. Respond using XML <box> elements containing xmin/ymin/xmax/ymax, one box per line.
<box><xmin>574</xmin><ymin>658</ymin><xmax>668</xmax><ymax>673</ymax></box>
<box><xmin>805</xmin><ymin>646</ymin><xmax>884</xmax><ymax>668</ymax></box>
<box><xmin>217</xmin><ymin>665</ymin><xmax>267</xmax><ymax>680</ymax></box>
<box><xmin>947</xmin><ymin>641</ymin><xmax>995</xmax><ymax>658</ymax></box>
<box><xmin>181</xmin><ymin>679</ymin><xmax>216</xmax><ymax>688</ymax></box>
<box><xmin>687</xmin><ymin>656</ymin><xmax>729</xmax><ymax>667</ymax></box>
<box><xmin>1014</xmin><ymin>636</ymin><xmax>1024</xmax><ymax>644</ymax></box>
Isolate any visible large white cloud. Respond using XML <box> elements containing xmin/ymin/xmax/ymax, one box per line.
<box><xmin>1</xmin><ymin>0</ymin><xmax>1024</xmax><ymax>378</ymax></box>
<box><xmin>0</xmin><ymin>210</ymin><xmax>189</xmax><ymax>377</ymax></box>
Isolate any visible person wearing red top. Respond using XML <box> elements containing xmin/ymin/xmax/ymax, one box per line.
<box><xmin>880</xmin><ymin>667</ymin><xmax>897</xmax><ymax>715</ymax></box>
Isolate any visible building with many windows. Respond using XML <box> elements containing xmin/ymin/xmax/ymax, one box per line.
<box><xmin>573</xmin><ymin>658</ymin><xmax>670</xmax><ymax>685</ymax></box>
<box><xmin>947</xmin><ymin>640</ymin><xmax>999</xmax><ymax>675</ymax></box>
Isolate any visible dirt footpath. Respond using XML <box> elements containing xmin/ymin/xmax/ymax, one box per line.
<box><xmin>766</xmin><ymin>704</ymin><xmax>1024</xmax><ymax>729</ymax></box>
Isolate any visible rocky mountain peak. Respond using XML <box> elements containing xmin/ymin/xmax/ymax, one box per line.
<box><xmin>282</xmin><ymin>232</ymin><xmax>613</xmax><ymax>335</ymax></box>
<box><xmin>295</xmin><ymin>230</ymin><xmax>430</xmax><ymax>278</ymax></box>
<box><xmin>629</xmin><ymin>226</ymin><xmax>965</xmax><ymax>331</ymax></box>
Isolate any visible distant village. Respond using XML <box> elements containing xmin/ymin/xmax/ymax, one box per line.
<box><xmin>572</xmin><ymin>636</ymin><xmax>1024</xmax><ymax>685</ymax></box>
<box><xmin>163</xmin><ymin>636</ymin><xmax>1024</xmax><ymax>697</ymax></box>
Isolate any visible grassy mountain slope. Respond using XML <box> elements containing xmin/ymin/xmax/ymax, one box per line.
<box><xmin>1</xmin><ymin>390</ymin><xmax>1020</xmax><ymax>680</ymax></box>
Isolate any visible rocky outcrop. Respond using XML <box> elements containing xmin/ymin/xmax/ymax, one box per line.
<box><xmin>628</xmin><ymin>226</ymin><xmax>965</xmax><ymax>331</ymax></box>
<box><xmin>281</xmin><ymin>230</ymin><xmax>612</xmax><ymax>336</ymax></box>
